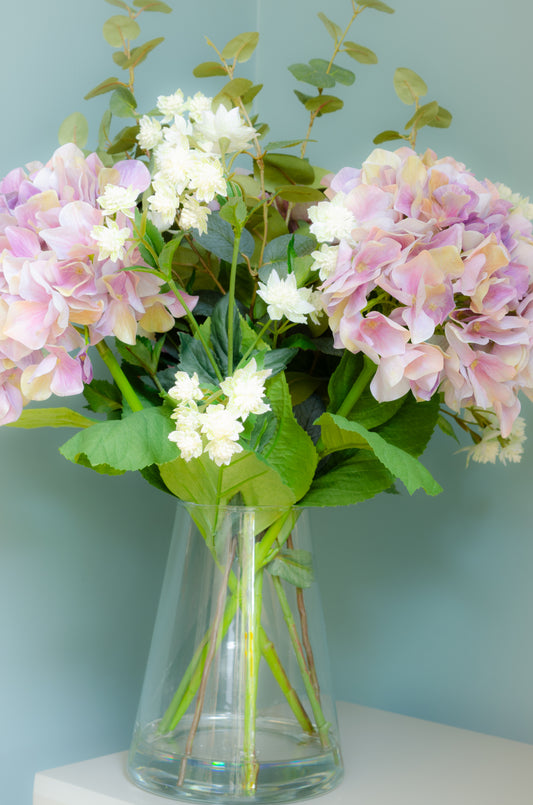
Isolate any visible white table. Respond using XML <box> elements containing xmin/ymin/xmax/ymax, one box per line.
<box><xmin>33</xmin><ymin>702</ymin><xmax>533</xmax><ymax>804</ymax></box>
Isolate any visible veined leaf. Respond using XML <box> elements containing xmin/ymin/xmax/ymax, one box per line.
<box><xmin>276</xmin><ymin>185</ymin><xmax>325</xmax><ymax>202</ymax></box>
<box><xmin>195</xmin><ymin>212</ymin><xmax>255</xmax><ymax>264</ymax></box>
<box><xmin>113</xmin><ymin>37</ymin><xmax>164</xmax><ymax>70</ymax></box>
<box><xmin>102</xmin><ymin>15</ymin><xmax>141</xmax><ymax>48</ymax></box>
<box><xmin>304</xmin><ymin>95</ymin><xmax>344</xmax><ymax>115</ymax></box>
<box><xmin>84</xmin><ymin>380</ymin><xmax>122</xmax><ymax>415</ymax></box>
<box><xmin>317</xmin><ymin>412</ymin><xmax>442</xmax><ymax>496</ymax></box>
<box><xmin>261</xmin><ymin>153</ymin><xmax>315</xmax><ymax>190</ymax></box>
<box><xmin>6</xmin><ymin>407</ymin><xmax>95</xmax><ymax>429</ymax></box>
<box><xmin>109</xmin><ymin>86</ymin><xmax>138</xmax><ymax>117</ymax></box>
<box><xmin>427</xmin><ymin>105</ymin><xmax>453</xmax><ymax>129</ymax></box>
<box><xmin>394</xmin><ymin>67</ymin><xmax>428</xmax><ymax>105</ymax></box>
<box><xmin>216</xmin><ymin>78</ymin><xmax>254</xmax><ymax>101</ymax></box>
<box><xmin>221</xmin><ymin>31</ymin><xmax>259</xmax><ymax>63</ymax></box>
<box><xmin>342</xmin><ymin>41</ymin><xmax>378</xmax><ymax>64</ymax></box>
<box><xmin>263</xmin><ymin>139</ymin><xmax>306</xmax><ymax>151</ymax></box>
<box><xmin>317</xmin><ymin>12</ymin><xmax>342</xmax><ymax>42</ymax></box>
<box><xmin>405</xmin><ymin>100</ymin><xmax>439</xmax><ymax>130</ymax></box>
<box><xmin>359</xmin><ymin>0</ymin><xmax>395</xmax><ymax>13</ymax></box>
<box><xmin>373</xmin><ymin>129</ymin><xmax>404</xmax><ymax>145</ymax></box>
<box><xmin>288</xmin><ymin>62</ymin><xmax>336</xmax><ymax>89</ymax></box>
<box><xmin>105</xmin><ymin>0</ymin><xmax>131</xmax><ymax>10</ymax></box>
<box><xmin>107</xmin><ymin>124</ymin><xmax>140</xmax><ymax>154</ymax></box>
<box><xmin>58</xmin><ymin>112</ymin><xmax>89</xmax><ymax>148</ymax></box>
<box><xmin>309</xmin><ymin>58</ymin><xmax>355</xmax><ymax>86</ymax></box>
<box><xmin>301</xmin><ymin>450</ymin><xmax>393</xmax><ymax>506</ymax></box>
<box><xmin>84</xmin><ymin>76</ymin><xmax>125</xmax><ymax>100</ymax></box>
<box><xmin>193</xmin><ymin>61</ymin><xmax>227</xmax><ymax>78</ymax></box>
<box><xmin>133</xmin><ymin>0</ymin><xmax>172</xmax><ymax>10</ymax></box>
<box><xmin>268</xmin><ymin>549</ymin><xmax>314</xmax><ymax>588</ymax></box>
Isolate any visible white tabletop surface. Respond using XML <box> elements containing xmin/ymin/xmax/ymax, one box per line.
<box><xmin>33</xmin><ymin>701</ymin><xmax>533</xmax><ymax>805</ymax></box>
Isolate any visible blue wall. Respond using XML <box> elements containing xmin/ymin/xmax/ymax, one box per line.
<box><xmin>1</xmin><ymin>1</ymin><xmax>533</xmax><ymax>802</ymax></box>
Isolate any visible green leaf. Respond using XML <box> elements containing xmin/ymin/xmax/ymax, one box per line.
<box><xmin>178</xmin><ymin>330</ymin><xmax>220</xmax><ymax>386</ymax></box>
<box><xmin>116</xmin><ymin>336</ymin><xmax>163</xmax><ymax>375</ymax></box>
<box><xmin>394</xmin><ymin>67</ymin><xmax>428</xmax><ymax>105</ymax></box>
<box><xmin>6</xmin><ymin>407</ymin><xmax>95</xmax><ymax>429</ymax></box>
<box><xmin>375</xmin><ymin>394</ymin><xmax>439</xmax><ymax>457</ymax></box>
<box><xmin>59</xmin><ymin>407</ymin><xmax>177</xmax><ymax>472</ymax></box>
<box><xmin>317</xmin><ymin>12</ymin><xmax>342</xmax><ymax>43</ymax></box>
<box><xmin>293</xmin><ymin>89</ymin><xmax>313</xmax><ymax>107</ymax></box>
<box><xmin>195</xmin><ymin>212</ymin><xmax>255</xmax><ymax>263</ymax></box>
<box><xmin>327</xmin><ymin>351</ymin><xmax>363</xmax><ymax>414</ymax></box>
<box><xmin>276</xmin><ymin>185</ymin><xmax>325</xmax><ymax>202</ymax></box>
<box><xmin>210</xmin><ymin>293</ymin><xmax>241</xmax><ymax>376</ymax></box>
<box><xmin>98</xmin><ymin>109</ymin><xmax>112</xmax><ymax>151</ymax></box>
<box><xmin>318</xmin><ymin>412</ymin><xmax>442</xmax><ymax>495</ymax></box>
<box><xmin>102</xmin><ymin>15</ymin><xmax>141</xmax><ymax>47</ymax></box>
<box><xmin>109</xmin><ymin>86</ymin><xmax>138</xmax><ymax>117</ymax></box>
<box><xmin>348</xmin><ymin>387</ymin><xmax>404</xmax><ymax>429</ymax></box>
<box><xmin>261</xmin><ymin>348</ymin><xmax>298</xmax><ymax>375</ymax></box>
<box><xmin>301</xmin><ymin>450</ymin><xmax>393</xmax><ymax>506</ymax></box>
<box><xmin>373</xmin><ymin>129</ymin><xmax>404</xmax><ymax>144</ymax></box>
<box><xmin>83</xmin><ymin>380</ymin><xmax>122</xmax><ymax>415</ymax></box>
<box><xmin>304</xmin><ymin>95</ymin><xmax>344</xmax><ymax>115</ymax></box>
<box><xmin>404</xmin><ymin>100</ymin><xmax>439</xmax><ymax>130</ymax></box>
<box><xmin>241</xmin><ymin>83</ymin><xmax>263</xmax><ymax>106</ymax></box>
<box><xmin>113</xmin><ymin>37</ymin><xmax>164</xmax><ymax>69</ymax></box>
<box><xmin>58</xmin><ymin>112</ymin><xmax>89</xmax><ymax>148</ymax></box>
<box><xmin>261</xmin><ymin>233</ymin><xmax>316</xmax><ymax>278</ymax></box>
<box><xmin>215</xmin><ymin>78</ymin><xmax>254</xmax><ymax>102</ymax></box>
<box><xmin>132</xmin><ymin>0</ymin><xmax>172</xmax><ymax>10</ymax></box>
<box><xmin>193</xmin><ymin>61</ymin><xmax>227</xmax><ymax>78</ymax></box>
<box><xmin>263</xmin><ymin>139</ymin><xmax>306</xmax><ymax>151</ymax></box>
<box><xmin>437</xmin><ymin>414</ymin><xmax>459</xmax><ymax>441</ymax></box>
<box><xmin>268</xmin><ymin>549</ymin><xmax>314</xmax><ymax>588</ymax></box>
<box><xmin>427</xmin><ymin>105</ymin><xmax>453</xmax><ymax>129</ymax></box>
<box><xmin>342</xmin><ymin>41</ymin><xmax>378</xmax><ymax>64</ymax></box>
<box><xmin>219</xmin><ymin>197</ymin><xmax>248</xmax><ymax>228</ymax></box>
<box><xmin>84</xmin><ymin>77</ymin><xmax>125</xmax><ymax>100</ymax></box>
<box><xmin>221</xmin><ymin>31</ymin><xmax>259</xmax><ymax>63</ymax></box>
<box><xmin>309</xmin><ymin>58</ymin><xmax>355</xmax><ymax>86</ymax></box>
<box><xmin>288</xmin><ymin>62</ymin><xmax>336</xmax><ymax>89</ymax></box>
<box><xmin>105</xmin><ymin>0</ymin><xmax>132</xmax><ymax>10</ymax></box>
<box><xmin>159</xmin><ymin>234</ymin><xmax>185</xmax><ymax>276</ymax></box>
<box><xmin>359</xmin><ymin>0</ymin><xmax>395</xmax><ymax>12</ymax></box>
<box><xmin>107</xmin><ymin>124</ymin><xmax>140</xmax><ymax>154</ymax></box>
<box><xmin>261</xmin><ymin>153</ymin><xmax>315</xmax><ymax>190</ymax></box>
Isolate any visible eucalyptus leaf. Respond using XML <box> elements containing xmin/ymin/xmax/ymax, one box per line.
<box><xmin>264</xmin><ymin>139</ymin><xmax>306</xmax><ymax>151</ymax></box>
<box><xmin>107</xmin><ymin>124</ymin><xmax>140</xmax><ymax>154</ymax></box>
<box><xmin>309</xmin><ymin>58</ymin><xmax>355</xmax><ymax>86</ymax></box>
<box><xmin>193</xmin><ymin>61</ymin><xmax>228</xmax><ymax>78</ymax></box>
<box><xmin>404</xmin><ymin>100</ymin><xmax>439</xmax><ymax>130</ymax></box>
<box><xmin>105</xmin><ymin>0</ymin><xmax>131</xmax><ymax>10</ymax></box>
<box><xmin>359</xmin><ymin>0</ymin><xmax>395</xmax><ymax>12</ymax></box>
<box><xmin>261</xmin><ymin>153</ymin><xmax>315</xmax><ymax>190</ymax></box>
<box><xmin>221</xmin><ymin>31</ymin><xmax>259</xmax><ymax>63</ymax></box>
<box><xmin>317</xmin><ymin>12</ymin><xmax>342</xmax><ymax>42</ymax></box>
<box><xmin>132</xmin><ymin>0</ymin><xmax>172</xmax><ymax>11</ymax></box>
<box><xmin>304</xmin><ymin>95</ymin><xmax>344</xmax><ymax>115</ymax></box>
<box><xmin>293</xmin><ymin>89</ymin><xmax>313</xmax><ymax>107</ymax></box>
<box><xmin>216</xmin><ymin>78</ymin><xmax>254</xmax><ymax>101</ymax></box>
<box><xmin>427</xmin><ymin>105</ymin><xmax>453</xmax><ymax>129</ymax></box>
<box><xmin>103</xmin><ymin>15</ymin><xmax>141</xmax><ymax>47</ymax></box>
<box><xmin>276</xmin><ymin>185</ymin><xmax>325</xmax><ymax>202</ymax></box>
<box><xmin>84</xmin><ymin>76</ymin><xmax>124</xmax><ymax>100</ymax></box>
<box><xmin>342</xmin><ymin>41</ymin><xmax>378</xmax><ymax>64</ymax></box>
<box><xmin>373</xmin><ymin>129</ymin><xmax>404</xmax><ymax>145</ymax></box>
<box><xmin>288</xmin><ymin>62</ymin><xmax>336</xmax><ymax>89</ymax></box>
<box><xmin>394</xmin><ymin>67</ymin><xmax>428</xmax><ymax>105</ymax></box>
<box><xmin>113</xmin><ymin>37</ymin><xmax>164</xmax><ymax>69</ymax></box>
<box><xmin>98</xmin><ymin>109</ymin><xmax>112</xmax><ymax>150</ymax></box>
<box><xmin>109</xmin><ymin>86</ymin><xmax>138</xmax><ymax>117</ymax></box>
<box><xmin>58</xmin><ymin>112</ymin><xmax>89</xmax><ymax>148</ymax></box>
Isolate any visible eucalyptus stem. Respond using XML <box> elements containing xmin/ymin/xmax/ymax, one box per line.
<box><xmin>271</xmin><ymin>575</ymin><xmax>331</xmax><ymax>748</ymax></box>
<box><xmin>95</xmin><ymin>340</ymin><xmax>143</xmax><ymax>412</ymax></box>
<box><xmin>227</xmin><ymin>227</ymin><xmax>243</xmax><ymax>376</ymax></box>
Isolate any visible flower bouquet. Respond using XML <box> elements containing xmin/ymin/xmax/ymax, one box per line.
<box><xmin>2</xmin><ymin>0</ymin><xmax>533</xmax><ymax>802</ymax></box>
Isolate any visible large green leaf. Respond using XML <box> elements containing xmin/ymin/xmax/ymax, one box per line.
<box><xmin>210</xmin><ymin>294</ymin><xmax>241</xmax><ymax>376</ymax></box>
<box><xmin>195</xmin><ymin>213</ymin><xmax>255</xmax><ymax>264</ymax></box>
<box><xmin>301</xmin><ymin>450</ymin><xmax>393</xmax><ymax>506</ymax></box>
<box><xmin>59</xmin><ymin>407</ymin><xmax>177</xmax><ymax>472</ymax></box>
<box><xmin>318</xmin><ymin>413</ymin><xmax>441</xmax><ymax>495</ymax></box>
<box><xmin>7</xmin><ymin>407</ymin><xmax>95</xmax><ymax>429</ymax></box>
<box><xmin>375</xmin><ymin>394</ymin><xmax>439</xmax><ymax>457</ymax></box>
<box><xmin>83</xmin><ymin>380</ymin><xmax>122</xmax><ymax>415</ymax></box>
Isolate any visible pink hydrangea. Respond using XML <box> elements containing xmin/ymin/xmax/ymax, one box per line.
<box><xmin>312</xmin><ymin>147</ymin><xmax>533</xmax><ymax>436</ymax></box>
<box><xmin>0</xmin><ymin>144</ymin><xmax>197</xmax><ymax>425</ymax></box>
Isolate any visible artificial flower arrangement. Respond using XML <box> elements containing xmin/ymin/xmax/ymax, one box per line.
<box><xmin>3</xmin><ymin>0</ymin><xmax>533</xmax><ymax>801</ymax></box>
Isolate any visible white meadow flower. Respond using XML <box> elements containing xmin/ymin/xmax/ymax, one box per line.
<box><xmin>257</xmin><ymin>270</ymin><xmax>316</xmax><ymax>324</ymax></box>
<box><xmin>200</xmin><ymin>404</ymin><xmax>244</xmax><ymax>442</ymax></box>
<box><xmin>220</xmin><ymin>358</ymin><xmax>271</xmax><ymax>420</ymax></box>
<box><xmin>168</xmin><ymin>428</ymin><xmax>203</xmax><ymax>461</ymax></box>
<box><xmin>194</xmin><ymin>105</ymin><xmax>256</xmax><ymax>154</ymax></box>
<box><xmin>186</xmin><ymin>91</ymin><xmax>213</xmax><ymax>121</ymax></box>
<box><xmin>168</xmin><ymin>371</ymin><xmax>203</xmax><ymax>403</ymax></box>
<box><xmin>163</xmin><ymin>116</ymin><xmax>193</xmax><ymax>147</ymax></box>
<box><xmin>499</xmin><ymin>416</ymin><xmax>527</xmax><ymax>464</ymax></box>
<box><xmin>157</xmin><ymin>90</ymin><xmax>186</xmax><ymax>122</ymax></box>
<box><xmin>170</xmin><ymin>401</ymin><xmax>203</xmax><ymax>431</ymax></box>
<box><xmin>311</xmin><ymin>243</ymin><xmax>339</xmax><ymax>281</ymax></box>
<box><xmin>179</xmin><ymin>196</ymin><xmax>210</xmax><ymax>235</ymax></box>
<box><xmin>205</xmin><ymin>436</ymin><xmax>243</xmax><ymax>466</ymax></box>
<box><xmin>137</xmin><ymin>115</ymin><xmax>163</xmax><ymax>150</ymax></box>
<box><xmin>153</xmin><ymin>142</ymin><xmax>192</xmax><ymax>193</ymax></box>
<box><xmin>187</xmin><ymin>154</ymin><xmax>226</xmax><ymax>203</ymax></box>
<box><xmin>300</xmin><ymin>287</ymin><xmax>324</xmax><ymax>326</ymax></box>
<box><xmin>147</xmin><ymin>176</ymin><xmax>180</xmax><ymax>229</ymax></box>
<box><xmin>91</xmin><ymin>219</ymin><xmax>131</xmax><ymax>262</ymax></box>
<box><xmin>97</xmin><ymin>184</ymin><xmax>138</xmax><ymax>219</ymax></box>
<box><xmin>308</xmin><ymin>193</ymin><xmax>357</xmax><ymax>243</ymax></box>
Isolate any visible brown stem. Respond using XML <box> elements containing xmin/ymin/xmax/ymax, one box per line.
<box><xmin>287</xmin><ymin>534</ymin><xmax>321</xmax><ymax>701</ymax></box>
<box><xmin>177</xmin><ymin>538</ymin><xmax>236</xmax><ymax>786</ymax></box>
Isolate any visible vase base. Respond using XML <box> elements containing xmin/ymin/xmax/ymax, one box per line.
<box><xmin>128</xmin><ymin>714</ymin><xmax>344</xmax><ymax>803</ymax></box>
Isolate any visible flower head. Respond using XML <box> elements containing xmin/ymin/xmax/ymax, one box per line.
<box><xmin>220</xmin><ymin>359</ymin><xmax>271</xmax><ymax>419</ymax></box>
<box><xmin>257</xmin><ymin>270</ymin><xmax>316</xmax><ymax>324</ymax></box>
<box><xmin>97</xmin><ymin>184</ymin><xmax>139</xmax><ymax>219</ymax></box>
<box><xmin>91</xmin><ymin>219</ymin><xmax>131</xmax><ymax>262</ymax></box>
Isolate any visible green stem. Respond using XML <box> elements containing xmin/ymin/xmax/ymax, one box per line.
<box><xmin>242</xmin><ymin>512</ymin><xmax>261</xmax><ymax>792</ymax></box>
<box><xmin>227</xmin><ymin>227</ymin><xmax>243</xmax><ymax>376</ymax></box>
<box><xmin>271</xmin><ymin>575</ymin><xmax>332</xmax><ymax>748</ymax></box>
<box><xmin>166</xmin><ymin>277</ymin><xmax>223</xmax><ymax>382</ymax></box>
<box><xmin>336</xmin><ymin>355</ymin><xmax>376</xmax><ymax>418</ymax></box>
<box><xmin>95</xmin><ymin>340</ymin><xmax>143</xmax><ymax>412</ymax></box>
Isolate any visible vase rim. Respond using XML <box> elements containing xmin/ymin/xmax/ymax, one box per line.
<box><xmin>177</xmin><ymin>499</ymin><xmax>307</xmax><ymax>513</ymax></box>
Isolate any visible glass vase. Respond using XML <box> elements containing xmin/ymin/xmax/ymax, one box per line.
<box><xmin>127</xmin><ymin>502</ymin><xmax>343</xmax><ymax>803</ymax></box>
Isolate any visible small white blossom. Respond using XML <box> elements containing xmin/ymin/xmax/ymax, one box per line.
<box><xmin>499</xmin><ymin>416</ymin><xmax>527</xmax><ymax>464</ymax></box>
<box><xmin>220</xmin><ymin>358</ymin><xmax>271</xmax><ymax>420</ymax></box>
<box><xmin>257</xmin><ymin>270</ymin><xmax>316</xmax><ymax>324</ymax></box>
<box><xmin>179</xmin><ymin>196</ymin><xmax>210</xmax><ymax>235</ymax></box>
<box><xmin>308</xmin><ymin>193</ymin><xmax>357</xmax><ymax>243</ymax></box>
<box><xmin>187</xmin><ymin>154</ymin><xmax>226</xmax><ymax>203</ymax></box>
<box><xmin>200</xmin><ymin>404</ymin><xmax>244</xmax><ymax>442</ymax></box>
<box><xmin>147</xmin><ymin>176</ymin><xmax>180</xmax><ymax>229</ymax></box>
<box><xmin>157</xmin><ymin>90</ymin><xmax>186</xmax><ymax>122</ymax></box>
<box><xmin>168</xmin><ymin>428</ymin><xmax>203</xmax><ymax>461</ymax></box>
<box><xmin>154</xmin><ymin>143</ymin><xmax>192</xmax><ymax>193</ymax></box>
<box><xmin>163</xmin><ymin>116</ymin><xmax>193</xmax><ymax>147</ymax></box>
<box><xmin>91</xmin><ymin>219</ymin><xmax>131</xmax><ymax>262</ymax></box>
<box><xmin>205</xmin><ymin>437</ymin><xmax>243</xmax><ymax>466</ymax></box>
<box><xmin>186</xmin><ymin>91</ymin><xmax>213</xmax><ymax>121</ymax></box>
<box><xmin>168</xmin><ymin>371</ymin><xmax>203</xmax><ymax>403</ymax></box>
<box><xmin>171</xmin><ymin>401</ymin><xmax>203</xmax><ymax>431</ymax></box>
<box><xmin>311</xmin><ymin>243</ymin><xmax>339</xmax><ymax>281</ymax></box>
<box><xmin>137</xmin><ymin>115</ymin><xmax>163</xmax><ymax>150</ymax></box>
<box><xmin>97</xmin><ymin>184</ymin><xmax>139</xmax><ymax>219</ymax></box>
<box><xmin>300</xmin><ymin>287</ymin><xmax>324</xmax><ymax>326</ymax></box>
<box><xmin>194</xmin><ymin>105</ymin><xmax>256</xmax><ymax>154</ymax></box>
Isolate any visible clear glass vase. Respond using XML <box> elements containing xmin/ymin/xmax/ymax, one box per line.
<box><xmin>127</xmin><ymin>502</ymin><xmax>343</xmax><ymax>803</ymax></box>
